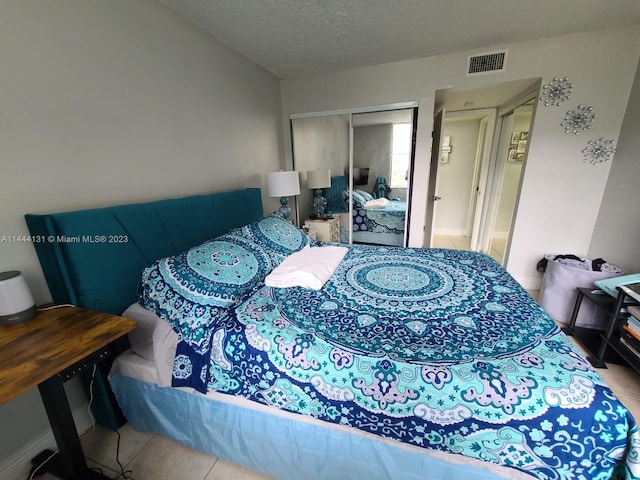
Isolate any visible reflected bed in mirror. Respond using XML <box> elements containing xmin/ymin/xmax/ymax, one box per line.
<box><xmin>325</xmin><ymin>176</ymin><xmax>407</xmax><ymax>247</ymax></box>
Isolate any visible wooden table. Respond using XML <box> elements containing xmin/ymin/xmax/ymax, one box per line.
<box><xmin>0</xmin><ymin>306</ymin><xmax>136</xmax><ymax>479</ymax></box>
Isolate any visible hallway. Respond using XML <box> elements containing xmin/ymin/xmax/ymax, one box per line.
<box><xmin>433</xmin><ymin>235</ymin><xmax>505</xmax><ymax>264</ymax></box>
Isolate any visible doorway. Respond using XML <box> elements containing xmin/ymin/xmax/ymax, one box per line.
<box><xmin>431</xmin><ymin>109</ymin><xmax>496</xmax><ymax>252</ymax></box>
<box><xmin>428</xmin><ymin>78</ymin><xmax>540</xmax><ymax>266</ymax></box>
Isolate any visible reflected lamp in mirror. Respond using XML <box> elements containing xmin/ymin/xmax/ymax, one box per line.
<box><xmin>307</xmin><ymin>169</ymin><xmax>331</xmax><ymax>217</ymax></box>
<box><xmin>267</xmin><ymin>170</ymin><xmax>300</xmax><ymax>220</ymax></box>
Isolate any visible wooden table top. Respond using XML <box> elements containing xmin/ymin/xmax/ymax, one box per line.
<box><xmin>0</xmin><ymin>306</ymin><xmax>136</xmax><ymax>405</ymax></box>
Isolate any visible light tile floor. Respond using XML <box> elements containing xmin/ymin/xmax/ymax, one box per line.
<box><xmin>36</xmin><ymin>290</ymin><xmax>640</xmax><ymax>480</ymax></box>
<box><xmin>36</xmin><ymin>423</ymin><xmax>274</xmax><ymax>480</ymax></box>
<box><xmin>433</xmin><ymin>234</ymin><xmax>506</xmax><ymax>264</ymax></box>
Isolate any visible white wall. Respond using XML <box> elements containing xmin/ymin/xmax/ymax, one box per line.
<box><xmin>435</xmin><ymin>118</ymin><xmax>480</xmax><ymax>235</ymax></box>
<box><xmin>281</xmin><ymin>26</ymin><xmax>640</xmax><ymax>288</ymax></box>
<box><xmin>0</xmin><ymin>0</ymin><xmax>282</xmax><ymax>473</ymax></box>
<box><xmin>589</xmin><ymin>61</ymin><xmax>640</xmax><ymax>273</ymax></box>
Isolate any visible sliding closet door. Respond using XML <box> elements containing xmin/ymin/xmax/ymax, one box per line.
<box><xmin>350</xmin><ymin>109</ymin><xmax>414</xmax><ymax>247</ymax></box>
<box><xmin>291</xmin><ymin>115</ymin><xmax>350</xmax><ymax>243</ymax></box>
<box><xmin>290</xmin><ymin>104</ymin><xmax>417</xmax><ymax>246</ymax></box>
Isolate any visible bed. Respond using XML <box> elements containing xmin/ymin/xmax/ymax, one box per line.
<box><xmin>351</xmin><ymin>197</ymin><xmax>406</xmax><ymax>247</ymax></box>
<box><xmin>25</xmin><ymin>188</ymin><xmax>640</xmax><ymax>480</ymax></box>
<box><xmin>325</xmin><ymin>176</ymin><xmax>406</xmax><ymax>247</ymax></box>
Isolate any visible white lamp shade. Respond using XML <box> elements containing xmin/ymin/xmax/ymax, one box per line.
<box><xmin>307</xmin><ymin>169</ymin><xmax>331</xmax><ymax>189</ymax></box>
<box><xmin>0</xmin><ymin>271</ymin><xmax>37</xmax><ymax>325</ymax></box>
<box><xmin>267</xmin><ymin>171</ymin><xmax>300</xmax><ymax>197</ymax></box>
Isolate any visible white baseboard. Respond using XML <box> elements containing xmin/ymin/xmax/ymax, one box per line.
<box><xmin>0</xmin><ymin>405</ymin><xmax>93</xmax><ymax>480</ymax></box>
<box><xmin>491</xmin><ymin>231</ymin><xmax>509</xmax><ymax>240</ymax></box>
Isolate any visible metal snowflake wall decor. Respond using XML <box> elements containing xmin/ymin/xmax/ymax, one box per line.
<box><xmin>561</xmin><ymin>105</ymin><xmax>596</xmax><ymax>134</ymax></box>
<box><xmin>539</xmin><ymin>77</ymin><xmax>573</xmax><ymax>106</ymax></box>
<box><xmin>582</xmin><ymin>137</ymin><xmax>616</xmax><ymax>165</ymax></box>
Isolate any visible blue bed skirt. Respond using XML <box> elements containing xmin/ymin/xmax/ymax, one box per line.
<box><xmin>110</xmin><ymin>374</ymin><xmax>518</xmax><ymax>480</ymax></box>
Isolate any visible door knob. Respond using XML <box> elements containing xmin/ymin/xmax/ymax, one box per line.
<box><xmin>430</xmin><ymin>196</ymin><xmax>442</xmax><ymax>201</ymax></box>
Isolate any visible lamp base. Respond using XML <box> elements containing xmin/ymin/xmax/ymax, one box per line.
<box><xmin>0</xmin><ymin>304</ymin><xmax>37</xmax><ymax>326</ymax></box>
<box><xmin>312</xmin><ymin>189</ymin><xmax>327</xmax><ymax>217</ymax></box>
<box><xmin>277</xmin><ymin>197</ymin><xmax>291</xmax><ymax>219</ymax></box>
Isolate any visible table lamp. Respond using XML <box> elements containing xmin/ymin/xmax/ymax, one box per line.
<box><xmin>0</xmin><ymin>270</ymin><xmax>37</xmax><ymax>325</ymax></box>
<box><xmin>307</xmin><ymin>169</ymin><xmax>331</xmax><ymax>217</ymax></box>
<box><xmin>267</xmin><ymin>170</ymin><xmax>300</xmax><ymax>220</ymax></box>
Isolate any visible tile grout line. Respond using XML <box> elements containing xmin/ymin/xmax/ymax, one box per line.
<box><xmin>121</xmin><ymin>431</ymin><xmax>157</xmax><ymax>473</ymax></box>
<box><xmin>203</xmin><ymin>457</ymin><xmax>221</xmax><ymax>480</ymax></box>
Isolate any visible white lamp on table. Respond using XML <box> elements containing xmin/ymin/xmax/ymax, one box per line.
<box><xmin>0</xmin><ymin>271</ymin><xmax>37</xmax><ymax>325</ymax></box>
<box><xmin>307</xmin><ymin>169</ymin><xmax>331</xmax><ymax>218</ymax></box>
<box><xmin>267</xmin><ymin>170</ymin><xmax>300</xmax><ymax>220</ymax></box>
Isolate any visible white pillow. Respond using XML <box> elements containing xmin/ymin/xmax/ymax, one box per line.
<box><xmin>364</xmin><ymin>197</ymin><xmax>390</xmax><ymax>209</ymax></box>
<box><xmin>121</xmin><ymin>303</ymin><xmax>178</xmax><ymax>387</ymax></box>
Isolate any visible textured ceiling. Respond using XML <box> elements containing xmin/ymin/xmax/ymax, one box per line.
<box><xmin>158</xmin><ymin>0</ymin><xmax>640</xmax><ymax>79</ymax></box>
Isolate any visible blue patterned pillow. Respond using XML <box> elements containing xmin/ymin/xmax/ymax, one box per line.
<box><xmin>233</xmin><ymin>215</ymin><xmax>310</xmax><ymax>265</ymax></box>
<box><xmin>139</xmin><ymin>234</ymin><xmax>272</xmax><ymax>351</ymax></box>
<box><xmin>351</xmin><ymin>190</ymin><xmax>367</xmax><ymax>207</ymax></box>
<box><xmin>355</xmin><ymin>189</ymin><xmax>374</xmax><ymax>202</ymax></box>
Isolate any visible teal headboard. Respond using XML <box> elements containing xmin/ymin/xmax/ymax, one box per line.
<box><xmin>25</xmin><ymin>188</ymin><xmax>263</xmax><ymax>315</ymax></box>
<box><xmin>24</xmin><ymin>188</ymin><xmax>264</xmax><ymax>430</ymax></box>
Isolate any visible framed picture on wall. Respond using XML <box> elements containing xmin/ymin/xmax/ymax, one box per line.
<box><xmin>508</xmin><ymin>149</ymin><xmax>517</xmax><ymax>162</ymax></box>
<box><xmin>440</xmin><ymin>135</ymin><xmax>451</xmax><ymax>164</ymax></box>
<box><xmin>511</xmin><ymin>132</ymin><xmax>521</xmax><ymax>144</ymax></box>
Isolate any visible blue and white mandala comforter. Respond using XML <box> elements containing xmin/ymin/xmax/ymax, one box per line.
<box><xmin>353</xmin><ymin>200</ymin><xmax>406</xmax><ymax>234</ymax></box>
<box><xmin>165</xmin><ymin>246</ymin><xmax>640</xmax><ymax>479</ymax></box>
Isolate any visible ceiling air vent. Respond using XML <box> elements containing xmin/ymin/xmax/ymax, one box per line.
<box><xmin>467</xmin><ymin>50</ymin><xmax>508</xmax><ymax>76</ymax></box>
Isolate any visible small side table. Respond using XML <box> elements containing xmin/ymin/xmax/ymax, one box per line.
<box><xmin>0</xmin><ymin>306</ymin><xmax>136</xmax><ymax>479</ymax></box>
<box><xmin>304</xmin><ymin>215</ymin><xmax>340</xmax><ymax>242</ymax></box>
<box><xmin>563</xmin><ymin>287</ymin><xmax>637</xmax><ymax>368</ymax></box>
<box><xmin>594</xmin><ymin>286</ymin><xmax>640</xmax><ymax>373</ymax></box>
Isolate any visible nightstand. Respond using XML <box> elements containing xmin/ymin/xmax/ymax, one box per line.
<box><xmin>0</xmin><ymin>306</ymin><xmax>136</xmax><ymax>480</ymax></box>
<box><xmin>304</xmin><ymin>215</ymin><xmax>341</xmax><ymax>242</ymax></box>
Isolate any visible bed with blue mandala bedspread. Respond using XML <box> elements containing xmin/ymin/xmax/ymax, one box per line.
<box><xmin>27</xmin><ymin>189</ymin><xmax>638</xmax><ymax>479</ymax></box>
<box><xmin>139</xmin><ymin>226</ymin><xmax>640</xmax><ymax>480</ymax></box>
<box><xmin>351</xmin><ymin>199</ymin><xmax>406</xmax><ymax>246</ymax></box>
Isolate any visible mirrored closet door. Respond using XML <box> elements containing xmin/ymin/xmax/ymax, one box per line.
<box><xmin>291</xmin><ymin>106</ymin><xmax>416</xmax><ymax>246</ymax></box>
<box><xmin>350</xmin><ymin>109</ymin><xmax>414</xmax><ymax>247</ymax></box>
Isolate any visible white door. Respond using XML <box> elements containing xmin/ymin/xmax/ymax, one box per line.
<box><xmin>469</xmin><ymin>113</ymin><xmax>497</xmax><ymax>251</ymax></box>
<box><xmin>424</xmin><ymin>109</ymin><xmax>445</xmax><ymax>246</ymax></box>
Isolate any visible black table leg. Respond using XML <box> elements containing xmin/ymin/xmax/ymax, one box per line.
<box><xmin>562</xmin><ymin>289</ymin><xmax>585</xmax><ymax>335</ymax></box>
<box><xmin>36</xmin><ymin>376</ymin><xmax>110</xmax><ymax>480</ymax></box>
<box><xmin>591</xmin><ymin>290</ymin><xmax>627</xmax><ymax>368</ymax></box>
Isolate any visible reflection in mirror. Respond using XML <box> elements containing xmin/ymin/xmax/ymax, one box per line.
<box><xmin>351</xmin><ymin>109</ymin><xmax>413</xmax><ymax>247</ymax></box>
<box><xmin>291</xmin><ymin>115</ymin><xmax>350</xmax><ymax>243</ymax></box>
<box><xmin>487</xmin><ymin>99</ymin><xmax>534</xmax><ymax>264</ymax></box>
<box><xmin>291</xmin><ymin>108</ymin><xmax>415</xmax><ymax>246</ymax></box>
